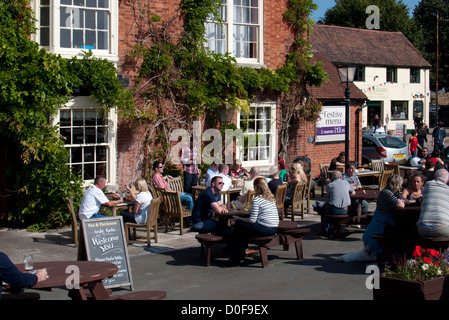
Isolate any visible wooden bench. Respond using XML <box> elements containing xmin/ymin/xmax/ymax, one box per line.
<box><xmin>195</xmin><ymin>233</ymin><xmax>224</xmax><ymax>266</ymax></box>
<box><xmin>326</xmin><ymin>213</ymin><xmax>373</xmax><ymax>239</ymax></box>
<box><xmin>113</xmin><ymin>290</ymin><xmax>167</xmax><ymax>300</ymax></box>
<box><xmin>371</xmin><ymin>234</ymin><xmax>404</xmax><ymax>263</ymax></box>
<box><xmin>248</xmin><ymin>234</ymin><xmax>283</xmax><ymax>268</ymax></box>
<box><xmin>280</xmin><ymin>227</ymin><xmax>311</xmax><ymax>260</ymax></box>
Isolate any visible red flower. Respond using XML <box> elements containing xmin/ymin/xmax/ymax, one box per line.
<box><xmin>427</xmin><ymin>249</ymin><xmax>440</xmax><ymax>257</ymax></box>
<box><xmin>413</xmin><ymin>246</ymin><xmax>422</xmax><ymax>257</ymax></box>
<box><xmin>423</xmin><ymin>257</ymin><xmax>432</xmax><ymax>264</ymax></box>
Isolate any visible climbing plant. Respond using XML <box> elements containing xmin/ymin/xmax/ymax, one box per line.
<box><xmin>1</xmin><ymin>0</ymin><xmax>133</xmax><ymax>230</ymax></box>
<box><xmin>122</xmin><ymin>0</ymin><xmax>327</xmax><ymax>177</ymax></box>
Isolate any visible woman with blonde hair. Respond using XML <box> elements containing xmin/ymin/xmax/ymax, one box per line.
<box><xmin>284</xmin><ymin>162</ymin><xmax>307</xmax><ymax>211</ymax></box>
<box><xmin>226</xmin><ymin>178</ymin><xmax>279</xmax><ymax>266</ymax></box>
<box><xmin>121</xmin><ymin>178</ymin><xmax>153</xmax><ymax>224</ymax></box>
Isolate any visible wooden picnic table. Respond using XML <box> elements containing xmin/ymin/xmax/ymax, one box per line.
<box><xmin>398</xmin><ymin>165</ymin><xmax>420</xmax><ymax>178</ymax></box>
<box><xmin>16</xmin><ymin>260</ymin><xmax>118</xmax><ymax>300</ymax></box>
<box><xmin>102</xmin><ymin>200</ymin><xmax>134</xmax><ymax>216</ymax></box>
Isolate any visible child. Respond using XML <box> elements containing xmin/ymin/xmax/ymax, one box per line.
<box><xmin>409</xmin><ymin>130</ymin><xmax>422</xmax><ymax>157</ymax></box>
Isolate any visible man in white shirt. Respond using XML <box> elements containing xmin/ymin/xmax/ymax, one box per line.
<box><xmin>78</xmin><ymin>176</ymin><xmax>124</xmax><ymax>220</ymax></box>
<box><xmin>206</xmin><ymin>164</ymin><xmax>232</xmax><ymax>191</ymax></box>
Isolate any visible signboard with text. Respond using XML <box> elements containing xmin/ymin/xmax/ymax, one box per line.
<box><xmin>316</xmin><ymin>106</ymin><xmax>346</xmax><ymax>143</ymax></box>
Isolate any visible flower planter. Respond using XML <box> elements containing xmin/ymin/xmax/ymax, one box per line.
<box><xmin>373</xmin><ymin>276</ymin><xmax>449</xmax><ymax>300</ymax></box>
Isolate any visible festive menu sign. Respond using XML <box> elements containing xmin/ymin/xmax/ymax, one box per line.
<box><xmin>316</xmin><ymin>106</ymin><xmax>346</xmax><ymax>143</ymax></box>
<box><xmin>81</xmin><ymin>217</ymin><xmax>133</xmax><ymax>289</ymax></box>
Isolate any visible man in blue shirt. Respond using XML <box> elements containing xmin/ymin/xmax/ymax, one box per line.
<box><xmin>191</xmin><ymin>176</ymin><xmax>231</xmax><ymax>236</ymax></box>
<box><xmin>432</xmin><ymin>122</ymin><xmax>446</xmax><ymax>154</ymax></box>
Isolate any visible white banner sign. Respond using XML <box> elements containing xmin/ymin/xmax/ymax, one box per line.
<box><xmin>316</xmin><ymin>106</ymin><xmax>346</xmax><ymax>143</ymax></box>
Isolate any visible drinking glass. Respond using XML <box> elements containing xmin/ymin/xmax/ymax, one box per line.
<box><xmin>23</xmin><ymin>254</ymin><xmax>33</xmax><ymax>271</ymax></box>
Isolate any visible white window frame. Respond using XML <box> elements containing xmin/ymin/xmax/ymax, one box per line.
<box><xmin>206</xmin><ymin>0</ymin><xmax>264</xmax><ymax>67</ymax></box>
<box><xmin>236</xmin><ymin>101</ymin><xmax>277</xmax><ymax>169</ymax></box>
<box><xmin>31</xmin><ymin>0</ymin><xmax>119</xmax><ymax>63</ymax></box>
<box><xmin>52</xmin><ymin>96</ymin><xmax>118</xmax><ymax>188</ymax></box>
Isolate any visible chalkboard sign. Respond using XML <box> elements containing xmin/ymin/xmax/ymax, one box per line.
<box><xmin>80</xmin><ymin>216</ymin><xmax>133</xmax><ymax>290</ymax></box>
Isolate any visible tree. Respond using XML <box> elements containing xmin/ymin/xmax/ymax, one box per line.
<box><xmin>318</xmin><ymin>0</ymin><xmax>421</xmax><ymax>47</ymax></box>
<box><xmin>413</xmin><ymin>0</ymin><xmax>449</xmax><ymax>91</ymax></box>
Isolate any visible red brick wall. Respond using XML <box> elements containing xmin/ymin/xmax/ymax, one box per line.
<box><xmin>114</xmin><ymin>1</ymin><xmax>361</xmax><ymax>186</ymax></box>
<box><xmin>284</xmin><ymin>103</ymin><xmax>363</xmax><ymax>179</ymax></box>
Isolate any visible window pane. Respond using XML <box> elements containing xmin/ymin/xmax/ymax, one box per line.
<box><xmin>85</xmin><ymin>10</ymin><xmax>96</xmax><ymax>29</ymax></box>
<box><xmin>60</xmin><ymin>110</ymin><xmax>71</xmax><ymax>126</ymax></box>
<box><xmin>97</xmin><ymin>127</ymin><xmax>106</xmax><ymax>143</ymax></box>
<box><xmin>72</xmin><ymin>147</ymin><xmax>82</xmax><ymax>163</ymax></box>
<box><xmin>96</xmin><ymin>163</ymin><xmax>106</xmax><ymax>177</ymax></box>
<box><xmin>61</xmin><ymin>0</ymin><xmax>72</xmax><ymax>5</ymax></box>
<box><xmin>60</xmin><ymin>29</ymin><xmax>71</xmax><ymax>48</ymax></box>
<box><xmin>98</xmin><ymin>0</ymin><xmax>109</xmax><ymax>8</ymax></box>
<box><xmin>74</xmin><ymin>0</ymin><xmax>85</xmax><ymax>6</ymax></box>
<box><xmin>97</xmin><ymin>11</ymin><xmax>108</xmax><ymax>29</ymax></box>
<box><xmin>40</xmin><ymin>7</ymin><xmax>49</xmax><ymax>26</ymax></box>
<box><xmin>83</xmin><ymin>164</ymin><xmax>95</xmax><ymax>180</ymax></box>
<box><xmin>73</xmin><ymin>110</ymin><xmax>84</xmax><ymax>126</ymax></box>
<box><xmin>86</xmin><ymin>0</ymin><xmax>96</xmax><ymax>8</ymax></box>
<box><xmin>84</xmin><ymin>146</ymin><xmax>94</xmax><ymax>162</ymax></box>
<box><xmin>73</xmin><ymin>128</ymin><xmax>84</xmax><ymax>144</ymax></box>
<box><xmin>73</xmin><ymin>29</ymin><xmax>84</xmax><ymax>48</ymax></box>
<box><xmin>85</xmin><ymin>110</ymin><xmax>96</xmax><ymax>126</ymax></box>
<box><xmin>85</xmin><ymin>30</ymin><xmax>96</xmax><ymax>48</ymax></box>
<box><xmin>60</xmin><ymin>128</ymin><xmax>72</xmax><ymax>144</ymax></box>
<box><xmin>97</xmin><ymin>31</ymin><xmax>108</xmax><ymax>49</ymax></box>
<box><xmin>96</xmin><ymin>146</ymin><xmax>107</xmax><ymax>161</ymax></box>
<box><xmin>60</xmin><ymin>8</ymin><xmax>71</xmax><ymax>27</ymax></box>
<box><xmin>40</xmin><ymin>27</ymin><xmax>50</xmax><ymax>46</ymax></box>
<box><xmin>85</xmin><ymin>128</ymin><xmax>96</xmax><ymax>144</ymax></box>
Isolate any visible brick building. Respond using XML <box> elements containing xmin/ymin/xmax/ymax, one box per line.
<box><xmin>28</xmin><ymin>0</ymin><xmax>363</xmax><ymax>188</ymax></box>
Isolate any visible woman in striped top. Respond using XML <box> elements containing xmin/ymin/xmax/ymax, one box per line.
<box><xmin>227</xmin><ymin>178</ymin><xmax>280</xmax><ymax>266</ymax></box>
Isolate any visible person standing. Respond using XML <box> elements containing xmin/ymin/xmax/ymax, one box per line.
<box><xmin>408</xmin><ymin>130</ymin><xmax>422</xmax><ymax>158</ymax></box>
<box><xmin>78</xmin><ymin>175</ymin><xmax>123</xmax><ymax>220</ymax></box>
<box><xmin>181</xmin><ymin>137</ymin><xmax>199</xmax><ymax>194</ymax></box>
<box><xmin>432</xmin><ymin>122</ymin><xmax>446</xmax><ymax>154</ymax></box>
<box><xmin>417</xmin><ymin>123</ymin><xmax>428</xmax><ymax>157</ymax></box>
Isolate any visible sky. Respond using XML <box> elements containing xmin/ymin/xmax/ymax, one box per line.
<box><xmin>310</xmin><ymin>0</ymin><xmax>422</xmax><ymax>23</ymax></box>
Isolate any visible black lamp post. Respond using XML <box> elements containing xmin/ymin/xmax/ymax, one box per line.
<box><xmin>337</xmin><ymin>65</ymin><xmax>357</xmax><ymax>165</ymax></box>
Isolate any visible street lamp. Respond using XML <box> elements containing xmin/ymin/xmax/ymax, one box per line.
<box><xmin>337</xmin><ymin>65</ymin><xmax>357</xmax><ymax>166</ymax></box>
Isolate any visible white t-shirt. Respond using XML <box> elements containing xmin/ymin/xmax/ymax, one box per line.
<box><xmin>206</xmin><ymin>173</ymin><xmax>232</xmax><ymax>191</ymax></box>
<box><xmin>78</xmin><ymin>185</ymin><xmax>110</xmax><ymax>220</ymax></box>
<box><xmin>134</xmin><ymin>191</ymin><xmax>153</xmax><ymax>224</ymax></box>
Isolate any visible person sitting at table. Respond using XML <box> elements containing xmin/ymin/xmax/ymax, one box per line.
<box><xmin>120</xmin><ymin>178</ymin><xmax>153</xmax><ymax>224</ymax></box>
<box><xmin>190</xmin><ymin>176</ymin><xmax>231</xmax><ymax>236</ymax></box>
<box><xmin>337</xmin><ymin>174</ymin><xmax>405</xmax><ymax>262</ymax></box>
<box><xmin>329</xmin><ymin>152</ymin><xmax>345</xmax><ymax>171</ymax></box>
<box><xmin>204</xmin><ymin>161</ymin><xmax>219</xmax><ymax>185</ymax></box>
<box><xmin>206</xmin><ymin>164</ymin><xmax>232</xmax><ymax>191</ymax></box>
<box><xmin>267</xmin><ymin>165</ymin><xmax>283</xmax><ymax>195</ymax></box>
<box><xmin>319</xmin><ymin>170</ymin><xmax>355</xmax><ymax>237</ymax></box>
<box><xmin>277</xmin><ymin>157</ymin><xmax>288</xmax><ymax>181</ymax></box>
<box><xmin>420</xmin><ymin>147</ymin><xmax>432</xmax><ymax>161</ymax></box>
<box><xmin>343</xmin><ymin>162</ymin><xmax>369</xmax><ymax>217</ymax></box>
<box><xmin>421</xmin><ymin>159</ymin><xmax>436</xmax><ymax>182</ymax></box>
<box><xmin>428</xmin><ymin>150</ymin><xmax>446</xmax><ymax>170</ymax></box>
<box><xmin>401</xmin><ymin>171</ymin><xmax>424</xmax><ymax>206</ymax></box>
<box><xmin>417</xmin><ymin>169</ymin><xmax>449</xmax><ymax>238</ymax></box>
<box><xmin>238</xmin><ymin>166</ymin><xmax>261</xmax><ymax>203</ymax></box>
<box><xmin>230</xmin><ymin>159</ymin><xmax>250</xmax><ymax>180</ymax></box>
<box><xmin>152</xmin><ymin>161</ymin><xmax>194</xmax><ymax>210</ymax></box>
<box><xmin>78</xmin><ymin>175</ymin><xmax>123</xmax><ymax>220</ymax></box>
<box><xmin>0</xmin><ymin>252</ymin><xmax>48</xmax><ymax>299</ymax></box>
<box><xmin>283</xmin><ymin>162</ymin><xmax>307</xmax><ymax>211</ymax></box>
<box><xmin>226</xmin><ymin>178</ymin><xmax>279</xmax><ymax>266</ymax></box>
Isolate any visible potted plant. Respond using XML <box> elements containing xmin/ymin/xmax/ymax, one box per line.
<box><xmin>373</xmin><ymin>246</ymin><xmax>449</xmax><ymax>300</ymax></box>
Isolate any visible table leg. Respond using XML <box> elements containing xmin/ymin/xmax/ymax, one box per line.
<box><xmin>87</xmin><ymin>281</ymin><xmax>113</xmax><ymax>300</ymax></box>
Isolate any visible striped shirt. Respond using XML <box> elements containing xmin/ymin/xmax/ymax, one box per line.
<box><xmin>375</xmin><ymin>188</ymin><xmax>399</xmax><ymax>215</ymax></box>
<box><xmin>249</xmin><ymin>196</ymin><xmax>279</xmax><ymax>228</ymax></box>
<box><xmin>418</xmin><ymin>180</ymin><xmax>449</xmax><ymax>228</ymax></box>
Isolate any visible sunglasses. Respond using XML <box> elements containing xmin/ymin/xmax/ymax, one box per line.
<box><xmin>217</xmin><ymin>182</ymin><xmax>224</xmax><ymax>185</ymax></box>
<box><xmin>158</xmin><ymin>166</ymin><xmax>164</xmax><ymax>168</ymax></box>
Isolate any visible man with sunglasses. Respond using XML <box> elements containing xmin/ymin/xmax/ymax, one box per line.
<box><xmin>152</xmin><ymin>161</ymin><xmax>194</xmax><ymax>210</ymax></box>
<box><xmin>191</xmin><ymin>176</ymin><xmax>230</xmax><ymax>235</ymax></box>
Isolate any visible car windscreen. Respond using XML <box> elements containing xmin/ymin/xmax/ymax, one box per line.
<box><xmin>378</xmin><ymin>137</ymin><xmax>406</xmax><ymax>148</ymax></box>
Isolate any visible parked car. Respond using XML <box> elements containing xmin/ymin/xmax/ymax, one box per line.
<box><xmin>362</xmin><ymin>133</ymin><xmax>409</xmax><ymax>165</ymax></box>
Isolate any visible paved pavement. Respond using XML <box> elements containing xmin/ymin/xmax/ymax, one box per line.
<box><xmin>1</xmin><ymin>192</ymin><xmax>379</xmax><ymax>304</ymax></box>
